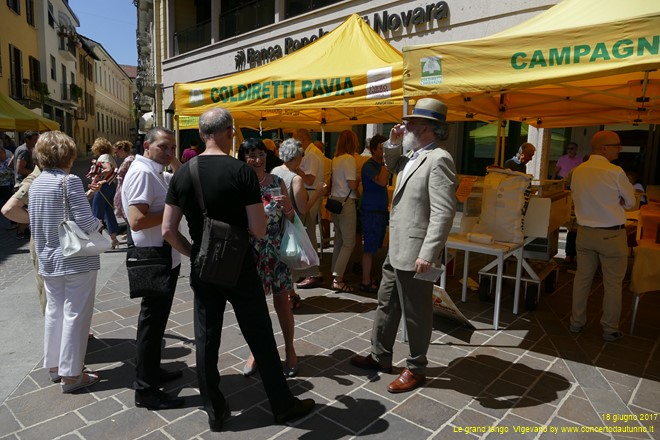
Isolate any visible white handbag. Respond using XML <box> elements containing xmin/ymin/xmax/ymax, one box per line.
<box><xmin>58</xmin><ymin>176</ymin><xmax>112</xmax><ymax>257</ymax></box>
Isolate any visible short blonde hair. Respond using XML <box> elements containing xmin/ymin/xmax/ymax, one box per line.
<box><xmin>91</xmin><ymin>137</ymin><xmax>113</xmax><ymax>156</ymax></box>
<box><xmin>34</xmin><ymin>131</ymin><xmax>77</xmax><ymax>169</ymax></box>
<box><xmin>113</xmin><ymin>140</ymin><xmax>132</xmax><ymax>154</ymax></box>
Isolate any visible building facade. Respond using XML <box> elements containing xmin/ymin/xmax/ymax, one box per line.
<box><xmin>1</xmin><ymin>1</ymin><xmax>134</xmax><ymax>155</ymax></box>
<box><xmin>1</xmin><ymin>0</ymin><xmax>43</xmax><ymax>111</ymax></box>
<box><xmin>79</xmin><ymin>37</ymin><xmax>133</xmax><ymax>145</ymax></box>
<box><xmin>135</xmin><ymin>0</ymin><xmax>658</xmax><ymax>182</ymax></box>
<box><xmin>35</xmin><ymin>0</ymin><xmax>80</xmax><ymax>137</ymax></box>
<box><xmin>75</xmin><ymin>37</ymin><xmax>99</xmax><ymax>155</ymax></box>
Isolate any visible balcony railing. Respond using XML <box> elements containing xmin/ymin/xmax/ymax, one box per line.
<box><xmin>58</xmin><ymin>35</ymin><xmax>77</xmax><ymax>58</ymax></box>
<box><xmin>173</xmin><ymin>19</ymin><xmax>211</xmax><ymax>56</ymax></box>
<box><xmin>8</xmin><ymin>78</ymin><xmax>43</xmax><ymax>108</ymax></box>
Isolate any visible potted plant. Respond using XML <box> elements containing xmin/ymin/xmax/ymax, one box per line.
<box><xmin>70</xmin><ymin>84</ymin><xmax>83</xmax><ymax>100</ymax></box>
<box><xmin>39</xmin><ymin>82</ymin><xmax>50</xmax><ymax>100</ymax></box>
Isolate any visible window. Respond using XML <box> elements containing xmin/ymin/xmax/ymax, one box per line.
<box><xmin>50</xmin><ymin>55</ymin><xmax>56</xmax><ymax>80</ymax></box>
<box><xmin>7</xmin><ymin>0</ymin><xmax>20</xmax><ymax>14</ymax></box>
<box><xmin>28</xmin><ymin>56</ymin><xmax>40</xmax><ymax>90</ymax></box>
<box><xmin>47</xmin><ymin>2</ymin><xmax>55</xmax><ymax>28</ymax></box>
<box><xmin>284</xmin><ymin>0</ymin><xmax>341</xmax><ymax>19</ymax></box>
<box><xmin>9</xmin><ymin>45</ymin><xmax>23</xmax><ymax>98</ymax></box>
<box><xmin>26</xmin><ymin>0</ymin><xmax>35</xmax><ymax>26</ymax></box>
<box><xmin>61</xmin><ymin>64</ymin><xmax>67</xmax><ymax>99</ymax></box>
<box><xmin>219</xmin><ymin>0</ymin><xmax>274</xmax><ymax>40</ymax></box>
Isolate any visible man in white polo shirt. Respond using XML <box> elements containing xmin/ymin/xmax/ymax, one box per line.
<box><xmin>569</xmin><ymin>130</ymin><xmax>635</xmax><ymax>342</ymax></box>
<box><xmin>122</xmin><ymin>127</ymin><xmax>184</xmax><ymax>409</ymax></box>
<box><xmin>293</xmin><ymin>128</ymin><xmax>325</xmax><ymax>288</ymax></box>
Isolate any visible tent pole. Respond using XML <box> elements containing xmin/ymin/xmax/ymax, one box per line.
<box><xmin>175</xmin><ymin>116</ymin><xmax>180</xmax><ymax>160</ymax></box>
<box><xmin>495</xmin><ymin>121</ymin><xmax>502</xmax><ymax>166</ymax></box>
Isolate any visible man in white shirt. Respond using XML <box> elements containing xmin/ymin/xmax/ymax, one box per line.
<box><xmin>569</xmin><ymin>130</ymin><xmax>636</xmax><ymax>342</ymax></box>
<box><xmin>293</xmin><ymin>128</ymin><xmax>325</xmax><ymax>288</ymax></box>
<box><xmin>122</xmin><ymin>127</ymin><xmax>184</xmax><ymax>409</ymax></box>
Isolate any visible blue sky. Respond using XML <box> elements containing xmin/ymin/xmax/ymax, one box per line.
<box><xmin>69</xmin><ymin>0</ymin><xmax>138</xmax><ymax>66</ymax></box>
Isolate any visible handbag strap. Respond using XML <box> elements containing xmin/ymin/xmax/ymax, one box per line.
<box><xmin>61</xmin><ymin>175</ymin><xmax>71</xmax><ymax>222</ymax></box>
<box><xmin>190</xmin><ymin>156</ymin><xmax>207</xmax><ymax>214</ymax></box>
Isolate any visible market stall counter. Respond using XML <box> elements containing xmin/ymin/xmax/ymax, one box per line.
<box><xmin>442</xmin><ymin>176</ymin><xmax>571</xmax><ymax>330</ymax></box>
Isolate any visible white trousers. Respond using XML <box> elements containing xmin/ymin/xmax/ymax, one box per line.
<box><xmin>43</xmin><ymin>270</ymin><xmax>97</xmax><ymax>377</ymax></box>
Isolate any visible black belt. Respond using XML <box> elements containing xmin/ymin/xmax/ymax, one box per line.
<box><xmin>586</xmin><ymin>224</ymin><xmax>625</xmax><ymax>230</ymax></box>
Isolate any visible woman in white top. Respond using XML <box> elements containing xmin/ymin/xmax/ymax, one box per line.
<box><xmin>329</xmin><ymin>130</ymin><xmax>358</xmax><ymax>292</ymax></box>
<box><xmin>29</xmin><ymin>131</ymin><xmax>103</xmax><ymax>393</ymax></box>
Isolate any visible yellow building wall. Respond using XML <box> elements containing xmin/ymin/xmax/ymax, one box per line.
<box><xmin>0</xmin><ymin>5</ymin><xmax>40</xmax><ymax>96</ymax></box>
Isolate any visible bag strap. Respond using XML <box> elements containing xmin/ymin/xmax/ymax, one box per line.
<box><xmin>97</xmin><ymin>185</ymin><xmax>115</xmax><ymax>211</ymax></box>
<box><xmin>62</xmin><ymin>175</ymin><xmax>71</xmax><ymax>221</ymax></box>
<box><xmin>342</xmin><ymin>190</ymin><xmax>352</xmax><ymax>203</ymax></box>
<box><xmin>190</xmin><ymin>156</ymin><xmax>207</xmax><ymax>214</ymax></box>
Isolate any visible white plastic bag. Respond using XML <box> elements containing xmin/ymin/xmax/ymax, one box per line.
<box><xmin>279</xmin><ymin>213</ymin><xmax>320</xmax><ymax>270</ymax></box>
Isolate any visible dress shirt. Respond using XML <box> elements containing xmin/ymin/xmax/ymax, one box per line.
<box><xmin>571</xmin><ymin>155</ymin><xmax>636</xmax><ymax>228</ymax></box>
<box><xmin>122</xmin><ymin>155</ymin><xmax>181</xmax><ymax>267</ymax></box>
<box><xmin>399</xmin><ymin>144</ymin><xmax>431</xmax><ymax>183</ymax></box>
<box><xmin>299</xmin><ymin>143</ymin><xmax>325</xmax><ymax>190</ymax></box>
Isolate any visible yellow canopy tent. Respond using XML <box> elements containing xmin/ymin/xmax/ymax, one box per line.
<box><xmin>174</xmin><ymin>14</ymin><xmax>404</xmax><ymax>130</ymax></box>
<box><xmin>403</xmin><ymin>0</ymin><xmax>660</xmax><ymax>129</ymax></box>
<box><xmin>0</xmin><ymin>91</ymin><xmax>59</xmax><ymax>131</ymax></box>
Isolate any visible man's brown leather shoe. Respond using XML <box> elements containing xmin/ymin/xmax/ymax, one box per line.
<box><xmin>387</xmin><ymin>368</ymin><xmax>425</xmax><ymax>393</ymax></box>
<box><xmin>296</xmin><ymin>276</ymin><xmax>323</xmax><ymax>289</ymax></box>
<box><xmin>350</xmin><ymin>354</ymin><xmax>392</xmax><ymax>373</ymax></box>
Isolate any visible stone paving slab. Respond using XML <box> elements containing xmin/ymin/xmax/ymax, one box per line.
<box><xmin>2</xmin><ymin>187</ymin><xmax>659</xmax><ymax>440</ymax></box>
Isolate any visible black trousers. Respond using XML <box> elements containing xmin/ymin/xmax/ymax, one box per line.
<box><xmin>134</xmin><ymin>264</ymin><xmax>180</xmax><ymax>393</ymax></box>
<box><xmin>191</xmin><ymin>252</ymin><xmax>294</xmax><ymax>424</ymax></box>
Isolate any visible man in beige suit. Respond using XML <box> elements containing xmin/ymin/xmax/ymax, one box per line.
<box><xmin>351</xmin><ymin>98</ymin><xmax>457</xmax><ymax>393</ymax></box>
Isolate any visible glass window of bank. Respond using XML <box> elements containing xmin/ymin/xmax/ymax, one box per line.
<box><xmin>461</xmin><ymin>121</ymin><xmax>571</xmax><ymax>177</ymax></box>
<box><xmin>285</xmin><ymin>0</ymin><xmax>343</xmax><ymax>19</ymax></box>
<box><xmin>219</xmin><ymin>0</ymin><xmax>275</xmax><ymax>40</ymax></box>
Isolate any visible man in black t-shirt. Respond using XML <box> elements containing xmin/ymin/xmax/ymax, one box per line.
<box><xmin>162</xmin><ymin>107</ymin><xmax>315</xmax><ymax>432</ymax></box>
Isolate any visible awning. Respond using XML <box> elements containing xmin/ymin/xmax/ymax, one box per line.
<box><xmin>402</xmin><ymin>0</ymin><xmax>660</xmax><ymax>127</ymax></box>
<box><xmin>0</xmin><ymin>91</ymin><xmax>59</xmax><ymax>131</ymax></box>
<box><xmin>174</xmin><ymin>14</ymin><xmax>404</xmax><ymax>129</ymax></box>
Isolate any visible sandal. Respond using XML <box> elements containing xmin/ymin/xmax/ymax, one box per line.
<box><xmin>359</xmin><ymin>281</ymin><xmax>379</xmax><ymax>294</ymax></box>
<box><xmin>332</xmin><ymin>280</ymin><xmax>354</xmax><ymax>293</ymax></box>
<box><xmin>289</xmin><ymin>293</ymin><xmax>302</xmax><ymax>310</ymax></box>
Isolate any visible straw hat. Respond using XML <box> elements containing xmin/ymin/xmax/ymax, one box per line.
<box><xmin>403</xmin><ymin>98</ymin><xmax>448</xmax><ymax>123</ymax></box>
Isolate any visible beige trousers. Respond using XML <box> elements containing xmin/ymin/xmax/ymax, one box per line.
<box><xmin>571</xmin><ymin>226</ymin><xmax>628</xmax><ymax>334</ymax></box>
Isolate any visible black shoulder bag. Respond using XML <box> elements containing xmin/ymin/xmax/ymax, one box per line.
<box><xmin>125</xmin><ymin>223</ymin><xmax>174</xmax><ymax>299</ymax></box>
<box><xmin>326</xmin><ymin>191</ymin><xmax>351</xmax><ymax>214</ymax></box>
<box><xmin>190</xmin><ymin>157</ymin><xmax>249</xmax><ymax>288</ymax></box>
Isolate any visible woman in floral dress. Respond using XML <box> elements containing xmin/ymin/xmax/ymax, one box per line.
<box><xmin>238</xmin><ymin>138</ymin><xmax>299</xmax><ymax>377</ymax></box>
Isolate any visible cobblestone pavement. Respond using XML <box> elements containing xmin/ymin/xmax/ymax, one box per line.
<box><xmin>1</xmin><ymin>158</ymin><xmax>658</xmax><ymax>439</ymax></box>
